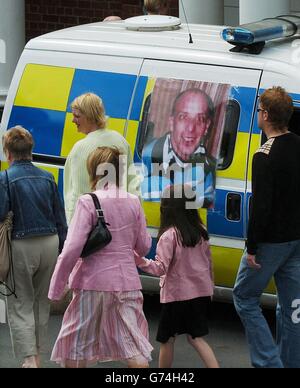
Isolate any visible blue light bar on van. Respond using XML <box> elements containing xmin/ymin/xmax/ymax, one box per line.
<box><xmin>222</xmin><ymin>15</ymin><xmax>300</xmax><ymax>46</ymax></box>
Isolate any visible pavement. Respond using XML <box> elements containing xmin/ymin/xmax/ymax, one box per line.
<box><xmin>0</xmin><ymin>294</ymin><xmax>256</xmax><ymax>368</ymax></box>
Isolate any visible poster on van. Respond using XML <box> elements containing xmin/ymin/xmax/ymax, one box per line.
<box><xmin>141</xmin><ymin>78</ymin><xmax>230</xmax><ymax>208</ymax></box>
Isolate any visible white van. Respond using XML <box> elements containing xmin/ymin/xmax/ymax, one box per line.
<box><xmin>1</xmin><ymin>17</ymin><xmax>300</xmax><ymax>306</ymax></box>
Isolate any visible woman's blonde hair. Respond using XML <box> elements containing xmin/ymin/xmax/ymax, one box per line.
<box><xmin>87</xmin><ymin>147</ymin><xmax>122</xmax><ymax>190</ymax></box>
<box><xmin>2</xmin><ymin>126</ymin><xmax>34</xmax><ymax>160</ymax></box>
<box><xmin>144</xmin><ymin>0</ymin><xmax>168</xmax><ymax>15</ymax></box>
<box><xmin>71</xmin><ymin>93</ymin><xmax>107</xmax><ymax>129</ymax></box>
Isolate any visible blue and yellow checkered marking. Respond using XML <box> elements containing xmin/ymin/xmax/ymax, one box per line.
<box><xmin>3</xmin><ymin>65</ymin><xmax>278</xmax><ymax>291</ymax></box>
<box><xmin>131</xmin><ymin>78</ymin><xmax>155</xmax><ymax>164</ymax></box>
<box><xmin>218</xmin><ymin>86</ymin><xmax>258</xmax><ymax>180</ymax></box>
<box><xmin>142</xmin><ymin>189</ymin><xmax>245</xmax><ymax>239</ymax></box>
<box><xmin>217</xmin><ymin>132</ymin><xmax>249</xmax><ymax>181</ymax></box>
<box><xmin>208</xmin><ymin>190</ymin><xmax>245</xmax><ymax>238</ymax></box>
<box><xmin>8</xmin><ymin>107</ymin><xmax>66</xmax><ymax>157</ymax></box>
<box><xmin>14</xmin><ymin>64</ymin><xmax>75</xmax><ymax>111</ymax></box>
<box><xmin>7</xmin><ymin>66</ymin><xmax>258</xmax><ymax>206</ymax></box>
<box><xmin>211</xmin><ymin>246</ymin><xmax>244</xmax><ymax>288</ymax></box>
<box><xmin>8</xmin><ymin>64</ymin><xmax>148</xmax><ymax>160</ymax></box>
<box><xmin>230</xmin><ymin>86</ymin><xmax>258</xmax><ymax>133</ymax></box>
<box><xmin>6</xmin><ymin>63</ymin><xmax>149</xmax><ymax>194</ymax></box>
<box><xmin>67</xmin><ymin>69</ymin><xmax>147</xmax><ymax>121</ymax></box>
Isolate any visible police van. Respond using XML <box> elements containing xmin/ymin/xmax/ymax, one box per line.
<box><xmin>1</xmin><ymin>15</ymin><xmax>300</xmax><ymax>306</ymax></box>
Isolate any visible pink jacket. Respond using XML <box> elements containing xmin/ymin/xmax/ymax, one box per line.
<box><xmin>48</xmin><ymin>185</ymin><xmax>152</xmax><ymax>300</ymax></box>
<box><xmin>135</xmin><ymin>227</ymin><xmax>214</xmax><ymax>303</ymax></box>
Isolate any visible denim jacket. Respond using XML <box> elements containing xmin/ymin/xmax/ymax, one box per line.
<box><xmin>0</xmin><ymin>161</ymin><xmax>67</xmax><ymax>251</ymax></box>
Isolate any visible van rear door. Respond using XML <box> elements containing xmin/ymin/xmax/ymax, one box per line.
<box><xmin>129</xmin><ymin>59</ymin><xmax>262</xmax><ymax>290</ymax></box>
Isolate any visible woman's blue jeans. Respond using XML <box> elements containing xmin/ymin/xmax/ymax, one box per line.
<box><xmin>233</xmin><ymin>240</ymin><xmax>300</xmax><ymax>368</ymax></box>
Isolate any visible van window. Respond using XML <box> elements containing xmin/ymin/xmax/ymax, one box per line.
<box><xmin>261</xmin><ymin>106</ymin><xmax>300</xmax><ymax>145</ymax></box>
<box><xmin>137</xmin><ymin>96</ymin><xmax>240</xmax><ymax>171</ymax></box>
<box><xmin>217</xmin><ymin>99</ymin><xmax>240</xmax><ymax>170</ymax></box>
<box><xmin>0</xmin><ymin>107</ymin><xmax>3</xmax><ymax>122</ymax></box>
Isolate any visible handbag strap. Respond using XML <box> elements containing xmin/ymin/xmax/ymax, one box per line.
<box><xmin>0</xmin><ymin>171</ymin><xmax>17</xmax><ymax>298</ymax></box>
<box><xmin>87</xmin><ymin>193</ymin><xmax>108</xmax><ymax>223</ymax></box>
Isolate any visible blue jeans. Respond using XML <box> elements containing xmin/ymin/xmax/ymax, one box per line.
<box><xmin>233</xmin><ymin>240</ymin><xmax>300</xmax><ymax>368</ymax></box>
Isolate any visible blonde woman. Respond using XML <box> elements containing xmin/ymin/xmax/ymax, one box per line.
<box><xmin>64</xmin><ymin>93</ymin><xmax>140</xmax><ymax>224</ymax></box>
<box><xmin>49</xmin><ymin>147</ymin><xmax>153</xmax><ymax>368</ymax></box>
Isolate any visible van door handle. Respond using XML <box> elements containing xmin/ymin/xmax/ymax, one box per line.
<box><xmin>226</xmin><ymin>193</ymin><xmax>241</xmax><ymax>221</ymax></box>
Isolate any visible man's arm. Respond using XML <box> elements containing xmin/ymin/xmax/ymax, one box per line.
<box><xmin>64</xmin><ymin>142</ymin><xmax>89</xmax><ymax>224</ymax></box>
<box><xmin>247</xmin><ymin>152</ymin><xmax>273</xmax><ymax>256</ymax></box>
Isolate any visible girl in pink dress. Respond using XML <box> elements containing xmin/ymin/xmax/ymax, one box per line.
<box><xmin>135</xmin><ymin>184</ymin><xmax>219</xmax><ymax>368</ymax></box>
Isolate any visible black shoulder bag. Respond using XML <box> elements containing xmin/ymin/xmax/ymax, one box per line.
<box><xmin>81</xmin><ymin>193</ymin><xmax>112</xmax><ymax>258</ymax></box>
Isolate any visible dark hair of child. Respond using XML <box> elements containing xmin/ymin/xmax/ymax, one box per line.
<box><xmin>158</xmin><ymin>185</ymin><xmax>209</xmax><ymax>247</ymax></box>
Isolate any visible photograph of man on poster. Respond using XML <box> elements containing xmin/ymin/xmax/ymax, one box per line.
<box><xmin>141</xmin><ymin>79</ymin><xmax>230</xmax><ymax>208</ymax></box>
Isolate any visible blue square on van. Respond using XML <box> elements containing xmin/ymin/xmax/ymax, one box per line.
<box><xmin>68</xmin><ymin>69</ymin><xmax>138</xmax><ymax>119</ymax></box>
<box><xmin>8</xmin><ymin>106</ymin><xmax>65</xmax><ymax>157</ymax></box>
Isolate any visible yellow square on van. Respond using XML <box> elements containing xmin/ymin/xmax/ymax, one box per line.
<box><xmin>14</xmin><ymin>64</ymin><xmax>74</xmax><ymax>112</ymax></box>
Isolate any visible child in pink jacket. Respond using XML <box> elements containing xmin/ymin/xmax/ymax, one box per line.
<box><xmin>135</xmin><ymin>184</ymin><xmax>219</xmax><ymax>368</ymax></box>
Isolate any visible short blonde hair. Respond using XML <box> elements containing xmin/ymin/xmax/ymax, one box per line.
<box><xmin>2</xmin><ymin>126</ymin><xmax>34</xmax><ymax>160</ymax></box>
<box><xmin>87</xmin><ymin>147</ymin><xmax>122</xmax><ymax>190</ymax></box>
<box><xmin>71</xmin><ymin>93</ymin><xmax>107</xmax><ymax>129</ymax></box>
<box><xmin>144</xmin><ymin>0</ymin><xmax>168</xmax><ymax>14</ymax></box>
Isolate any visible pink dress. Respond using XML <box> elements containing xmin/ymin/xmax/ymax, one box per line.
<box><xmin>48</xmin><ymin>185</ymin><xmax>153</xmax><ymax>366</ymax></box>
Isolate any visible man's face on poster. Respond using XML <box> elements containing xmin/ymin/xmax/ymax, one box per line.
<box><xmin>169</xmin><ymin>91</ymin><xmax>212</xmax><ymax>161</ymax></box>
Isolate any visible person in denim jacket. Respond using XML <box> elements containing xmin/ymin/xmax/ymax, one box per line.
<box><xmin>0</xmin><ymin>126</ymin><xmax>67</xmax><ymax>368</ymax></box>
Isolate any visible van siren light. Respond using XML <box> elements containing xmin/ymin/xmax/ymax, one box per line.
<box><xmin>222</xmin><ymin>15</ymin><xmax>300</xmax><ymax>54</ymax></box>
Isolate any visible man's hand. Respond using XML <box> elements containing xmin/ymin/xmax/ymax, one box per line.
<box><xmin>247</xmin><ymin>254</ymin><xmax>261</xmax><ymax>269</ymax></box>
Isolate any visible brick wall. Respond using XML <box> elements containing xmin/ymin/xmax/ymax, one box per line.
<box><xmin>25</xmin><ymin>0</ymin><xmax>179</xmax><ymax>41</ymax></box>
<box><xmin>225</xmin><ymin>0</ymin><xmax>300</xmax><ymax>26</ymax></box>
